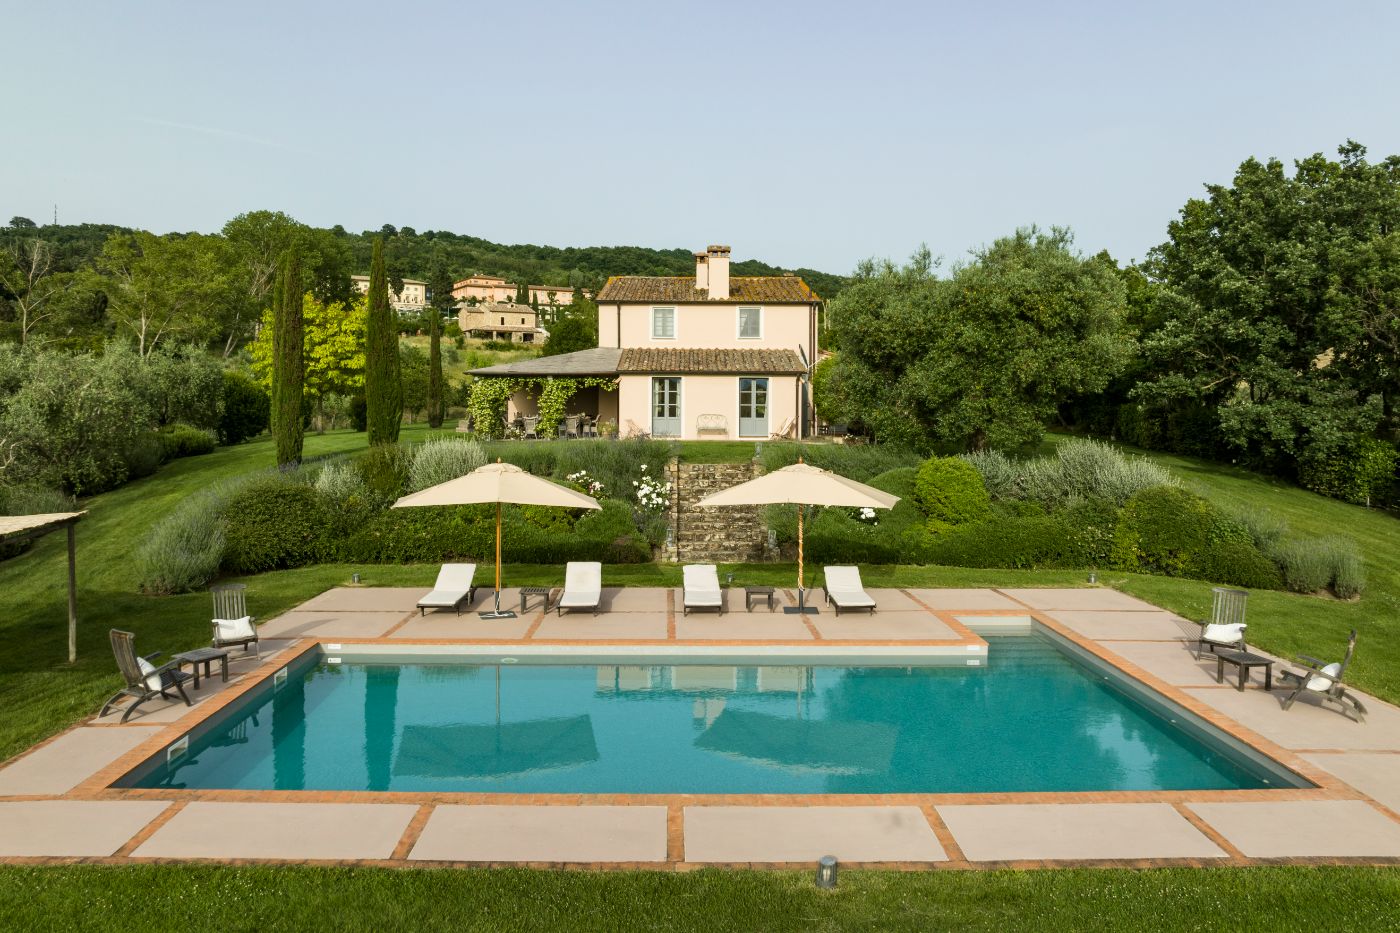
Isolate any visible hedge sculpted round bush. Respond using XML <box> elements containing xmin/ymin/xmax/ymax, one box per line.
<box><xmin>222</xmin><ymin>477</ymin><xmax>328</xmax><ymax>573</ymax></box>
<box><xmin>914</xmin><ymin>457</ymin><xmax>991</xmax><ymax>532</ymax></box>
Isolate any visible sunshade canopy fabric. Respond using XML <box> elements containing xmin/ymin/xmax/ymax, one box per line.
<box><xmin>392</xmin><ymin>461</ymin><xmax>601</xmax><ymax>510</ymax></box>
<box><xmin>695</xmin><ymin>462</ymin><xmax>898</xmax><ymax>509</ymax></box>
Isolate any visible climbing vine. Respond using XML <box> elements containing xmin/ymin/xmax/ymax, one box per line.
<box><xmin>467</xmin><ymin>376</ymin><xmax>619</xmax><ymax>438</ymax></box>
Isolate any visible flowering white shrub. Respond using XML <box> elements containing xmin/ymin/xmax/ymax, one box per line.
<box><xmin>857</xmin><ymin>506</ymin><xmax>879</xmax><ymax>526</ymax></box>
<box><xmin>566</xmin><ymin>470</ymin><xmax>605</xmax><ymax>496</ymax></box>
<box><xmin>633</xmin><ymin>473</ymin><xmax>671</xmax><ymax>512</ymax></box>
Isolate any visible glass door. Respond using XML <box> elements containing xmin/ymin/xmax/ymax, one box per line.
<box><xmin>739</xmin><ymin>377</ymin><xmax>769</xmax><ymax>437</ymax></box>
<box><xmin>651</xmin><ymin>377</ymin><xmax>681</xmax><ymax>437</ymax></box>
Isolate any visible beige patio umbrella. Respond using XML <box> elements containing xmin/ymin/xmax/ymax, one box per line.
<box><xmin>695</xmin><ymin>459</ymin><xmax>898</xmax><ymax>614</ymax></box>
<box><xmin>393</xmin><ymin>459</ymin><xmax>600</xmax><ymax>618</ymax></box>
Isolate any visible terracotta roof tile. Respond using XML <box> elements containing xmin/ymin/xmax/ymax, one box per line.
<box><xmin>596</xmin><ymin>276</ymin><xmax>819</xmax><ymax>303</ymax></box>
<box><xmin>617</xmin><ymin>348</ymin><xmax>805</xmax><ymax>374</ymax></box>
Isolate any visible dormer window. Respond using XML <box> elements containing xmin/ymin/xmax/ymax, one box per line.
<box><xmin>652</xmin><ymin>306</ymin><xmax>676</xmax><ymax>339</ymax></box>
<box><xmin>738</xmin><ymin>306</ymin><xmax>762</xmax><ymax>339</ymax></box>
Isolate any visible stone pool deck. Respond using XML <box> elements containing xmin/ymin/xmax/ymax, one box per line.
<box><xmin>3</xmin><ymin>585</ymin><xmax>1399</xmax><ymax>871</ymax></box>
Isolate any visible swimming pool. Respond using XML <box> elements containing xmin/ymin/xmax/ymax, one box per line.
<box><xmin>120</xmin><ymin>632</ymin><xmax>1308</xmax><ymax>794</ymax></box>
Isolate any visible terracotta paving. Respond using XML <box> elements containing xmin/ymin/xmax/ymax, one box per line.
<box><xmin>4</xmin><ymin>584</ymin><xmax>1400</xmax><ymax>870</ymax></box>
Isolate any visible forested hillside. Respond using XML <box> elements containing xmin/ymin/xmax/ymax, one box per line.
<box><xmin>0</xmin><ymin>217</ymin><xmax>847</xmax><ymax>301</ymax></box>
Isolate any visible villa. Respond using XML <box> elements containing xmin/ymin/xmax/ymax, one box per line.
<box><xmin>469</xmin><ymin>245</ymin><xmax>822</xmax><ymax>439</ymax></box>
<box><xmin>350</xmin><ymin>274</ymin><xmax>429</xmax><ymax>314</ymax></box>
<box><xmin>452</xmin><ymin>274</ymin><xmax>577</xmax><ymax>308</ymax></box>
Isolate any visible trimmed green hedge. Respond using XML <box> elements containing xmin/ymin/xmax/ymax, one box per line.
<box><xmin>222</xmin><ymin>476</ymin><xmax>329</xmax><ymax>573</ymax></box>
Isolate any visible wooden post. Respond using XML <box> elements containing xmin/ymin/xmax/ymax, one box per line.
<box><xmin>66</xmin><ymin>522</ymin><xmax>77</xmax><ymax>664</ymax></box>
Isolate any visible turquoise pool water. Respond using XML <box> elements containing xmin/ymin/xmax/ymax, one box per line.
<box><xmin>124</xmin><ymin>635</ymin><xmax>1300</xmax><ymax>794</ymax></box>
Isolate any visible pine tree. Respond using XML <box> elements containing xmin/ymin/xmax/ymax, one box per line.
<box><xmin>271</xmin><ymin>250</ymin><xmax>305</xmax><ymax>465</ymax></box>
<box><xmin>364</xmin><ymin>237</ymin><xmax>403</xmax><ymax>445</ymax></box>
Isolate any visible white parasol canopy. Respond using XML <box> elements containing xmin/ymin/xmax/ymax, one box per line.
<box><xmin>696</xmin><ymin>460</ymin><xmax>898</xmax><ymax>613</ymax></box>
<box><xmin>393</xmin><ymin>460</ymin><xmax>600</xmax><ymax>617</ymax></box>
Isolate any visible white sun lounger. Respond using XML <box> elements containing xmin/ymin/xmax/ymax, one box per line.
<box><xmin>683</xmin><ymin>564</ymin><xmax>725</xmax><ymax>615</ymax></box>
<box><xmin>417</xmin><ymin>563</ymin><xmax>478</xmax><ymax>615</ymax></box>
<box><xmin>823</xmin><ymin>566</ymin><xmax>877</xmax><ymax>615</ymax></box>
<box><xmin>557</xmin><ymin>561</ymin><xmax>602</xmax><ymax>616</ymax></box>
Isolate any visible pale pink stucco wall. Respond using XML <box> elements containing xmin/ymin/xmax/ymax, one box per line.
<box><xmin>615</xmin><ymin>303</ymin><xmax>814</xmax><ymax>353</ymax></box>
<box><xmin>618</xmin><ymin>374</ymin><xmax>799</xmax><ymax>440</ymax></box>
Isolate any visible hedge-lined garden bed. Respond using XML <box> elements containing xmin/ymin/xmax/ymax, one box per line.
<box><xmin>769</xmin><ymin>439</ymin><xmax>1366</xmax><ymax>598</ymax></box>
<box><xmin>135</xmin><ymin>437</ymin><xmax>674</xmax><ymax>594</ymax></box>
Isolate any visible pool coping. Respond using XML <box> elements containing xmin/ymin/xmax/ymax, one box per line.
<box><xmin>4</xmin><ymin>586</ymin><xmax>1400</xmax><ymax>871</ymax></box>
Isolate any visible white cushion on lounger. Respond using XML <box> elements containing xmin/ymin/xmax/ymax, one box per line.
<box><xmin>824</xmin><ymin>566</ymin><xmax>876</xmax><ymax>608</ymax></box>
<box><xmin>559</xmin><ymin>562</ymin><xmax>602</xmax><ymax>608</ymax></box>
<box><xmin>1202</xmin><ymin>622</ymin><xmax>1245</xmax><ymax>645</ymax></box>
<box><xmin>683</xmin><ymin>565</ymin><xmax>722</xmax><ymax>608</ymax></box>
<box><xmin>214</xmin><ymin>616</ymin><xmax>256</xmax><ymax>642</ymax></box>
<box><xmin>1307</xmin><ymin>662</ymin><xmax>1342</xmax><ymax>692</ymax></box>
<box><xmin>418</xmin><ymin>563</ymin><xmax>477</xmax><ymax>608</ymax></box>
<box><xmin>136</xmin><ymin>657</ymin><xmax>164</xmax><ymax>692</ymax></box>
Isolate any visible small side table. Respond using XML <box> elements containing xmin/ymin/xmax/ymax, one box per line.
<box><xmin>519</xmin><ymin>586</ymin><xmax>552</xmax><ymax>612</ymax></box>
<box><xmin>745</xmin><ymin>586</ymin><xmax>776</xmax><ymax>612</ymax></box>
<box><xmin>1215</xmin><ymin>649</ymin><xmax>1274</xmax><ymax>692</ymax></box>
<box><xmin>174</xmin><ymin>647</ymin><xmax>231</xmax><ymax>690</ymax></box>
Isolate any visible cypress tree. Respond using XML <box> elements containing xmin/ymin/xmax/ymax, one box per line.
<box><xmin>364</xmin><ymin>237</ymin><xmax>403</xmax><ymax>445</ymax></box>
<box><xmin>271</xmin><ymin>250</ymin><xmax>304</xmax><ymax>466</ymax></box>
<box><xmin>426</xmin><ymin>254</ymin><xmax>453</xmax><ymax>430</ymax></box>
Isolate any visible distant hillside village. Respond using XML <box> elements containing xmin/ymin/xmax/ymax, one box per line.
<box><xmin>351</xmin><ymin>273</ymin><xmax>580</xmax><ymax>344</ymax></box>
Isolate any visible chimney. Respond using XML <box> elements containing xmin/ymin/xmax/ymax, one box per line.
<box><xmin>694</xmin><ymin>251</ymin><xmax>709</xmax><ymax>291</ymax></box>
<box><xmin>706</xmin><ymin>244</ymin><xmax>730</xmax><ymax>300</ymax></box>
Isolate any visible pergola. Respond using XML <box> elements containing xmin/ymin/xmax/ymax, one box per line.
<box><xmin>0</xmin><ymin>511</ymin><xmax>86</xmax><ymax>663</ymax></box>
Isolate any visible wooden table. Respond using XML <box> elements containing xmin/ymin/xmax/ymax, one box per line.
<box><xmin>1215</xmin><ymin>648</ymin><xmax>1275</xmax><ymax>691</ymax></box>
<box><xmin>745</xmin><ymin>586</ymin><xmax>776</xmax><ymax>612</ymax></box>
<box><xmin>519</xmin><ymin>586</ymin><xmax>552</xmax><ymax>612</ymax></box>
<box><xmin>173</xmin><ymin>647</ymin><xmax>231</xmax><ymax>690</ymax></box>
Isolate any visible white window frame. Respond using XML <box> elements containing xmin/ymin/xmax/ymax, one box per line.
<box><xmin>652</xmin><ymin>306</ymin><xmax>677</xmax><ymax>340</ymax></box>
<box><xmin>651</xmin><ymin>375</ymin><xmax>683</xmax><ymax>437</ymax></box>
<box><xmin>737</xmin><ymin>305</ymin><xmax>763</xmax><ymax>340</ymax></box>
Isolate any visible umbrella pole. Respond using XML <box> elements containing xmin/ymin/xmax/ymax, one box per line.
<box><xmin>480</xmin><ymin>500</ymin><xmax>517</xmax><ymax>619</ymax></box>
<box><xmin>785</xmin><ymin>503</ymin><xmax>817</xmax><ymax>614</ymax></box>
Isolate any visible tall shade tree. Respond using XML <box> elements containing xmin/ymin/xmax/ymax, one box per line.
<box><xmin>1137</xmin><ymin>141</ymin><xmax>1400</xmax><ymax>467</ymax></box>
<box><xmin>828</xmin><ymin>230</ymin><xmax>1133</xmax><ymax>451</ymax></box>
<box><xmin>364</xmin><ymin>237</ymin><xmax>403</xmax><ymax>444</ymax></box>
<box><xmin>426</xmin><ymin>252</ymin><xmax>455</xmax><ymax>429</ymax></box>
<box><xmin>251</xmin><ymin>292</ymin><xmax>366</xmax><ymax>430</ymax></box>
<box><xmin>0</xmin><ymin>237</ymin><xmax>66</xmax><ymax>344</ymax></box>
<box><xmin>271</xmin><ymin>251</ymin><xmax>305</xmax><ymax>466</ymax></box>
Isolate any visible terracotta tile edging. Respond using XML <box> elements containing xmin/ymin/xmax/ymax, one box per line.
<box><xmin>391</xmin><ymin>803</ymin><xmax>435</xmax><ymax>860</ymax></box>
<box><xmin>112</xmin><ymin>800</ymin><xmax>186</xmax><ymax>857</ymax></box>
<box><xmin>1172</xmin><ymin>802</ymin><xmax>1248</xmax><ymax>862</ymax></box>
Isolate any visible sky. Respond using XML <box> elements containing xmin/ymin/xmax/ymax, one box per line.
<box><xmin>6</xmin><ymin>0</ymin><xmax>1400</xmax><ymax>273</ymax></box>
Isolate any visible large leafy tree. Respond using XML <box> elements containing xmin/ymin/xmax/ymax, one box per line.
<box><xmin>363</xmin><ymin>238</ymin><xmax>403</xmax><ymax>444</ymax></box>
<box><xmin>1137</xmin><ymin>141</ymin><xmax>1400</xmax><ymax>465</ymax></box>
<box><xmin>828</xmin><ymin>230</ymin><xmax>1132</xmax><ymax>450</ymax></box>
<box><xmin>541</xmin><ymin>293</ymin><xmax>598</xmax><ymax>357</ymax></box>
<box><xmin>97</xmin><ymin>231</ymin><xmax>241</xmax><ymax>358</ymax></box>
<box><xmin>271</xmin><ymin>251</ymin><xmax>304</xmax><ymax>466</ymax></box>
<box><xmin>251</xmin><ymin>293</ymin><xmax>366</xmax><ymax>429</ymax></box>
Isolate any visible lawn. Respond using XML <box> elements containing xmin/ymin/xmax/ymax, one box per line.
<box><xmin>1</xmin><ymin>864</ymin><xmax>1398</xmax><ymax>932</ymax></box>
